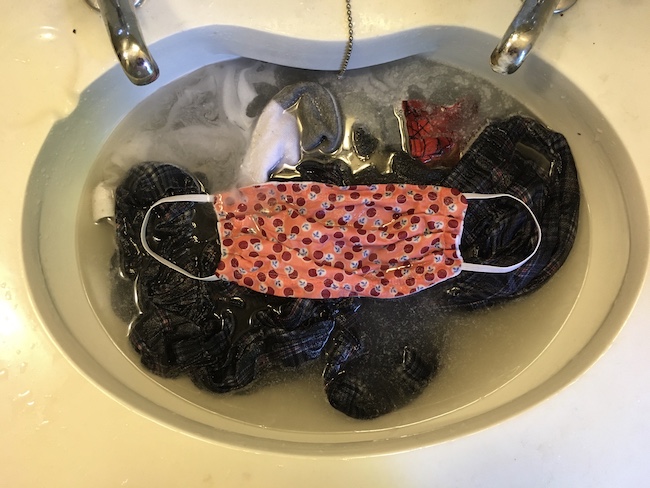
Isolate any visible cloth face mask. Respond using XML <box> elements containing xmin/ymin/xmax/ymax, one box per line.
<box><xmin>140</xmin><ymin>182</ymin><xmax>541</xmax><ymax>299</ymax></box>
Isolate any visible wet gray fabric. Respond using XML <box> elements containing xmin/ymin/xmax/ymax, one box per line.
<box><xmin>273</xmin><ymin>81</ymin><xmax>343</xmax><ymax>152</ymax></box>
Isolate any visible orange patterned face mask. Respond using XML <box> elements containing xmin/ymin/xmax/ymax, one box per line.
<box><xmin>141</xmin><ymin>182</ymin><xmax>541</xmax><ymax>299</ymax></box>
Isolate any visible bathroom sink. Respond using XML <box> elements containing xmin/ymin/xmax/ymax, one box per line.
<box><xmin>22</xmin><ymin>25</ymin><xmax>648</xmax><ymax>456</ymax></box>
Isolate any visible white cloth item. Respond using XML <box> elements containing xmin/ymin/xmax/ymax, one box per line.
<box><xmin>92</xmin><ymin>181</ymin><xmax>116</xmax><ymax>223</ymax></box>
<box><xmin>222</xmin><ymin>65</ymin><xmax>258</xmax><ymax>132</ymax></box>
<box><xmin>237</xmin><ymin>100</ymin><xmax>300</xmax><ymax>187</ymax></box>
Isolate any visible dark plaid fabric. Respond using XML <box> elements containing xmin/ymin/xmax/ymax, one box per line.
<box><xmin>436</xmin><ymin>115</ymin><xmax>580</xmax><ymax>309</ymax></box>
<box><xmin>114</xmin><ymin>162</ymin><xmax>358</xmax><ymax>392</ymax></box>
<box><xmin>295</xmin><ymin>115</ymin><xmax>580</xmax><ymax>310</ymax></box>
<box><xmin>293</xmin><ymin>115</ymin><xmax>580</xmax><ymax>418</ymax></box>
<box><xmin>113</xmin><ymin>115</ymin><xmax>580</xmax><ymax>419</ymax></box>
<box><xmin>190</xmin><ymin>298</ymin><xmax>359</xmax><ymax>393</ymax></box>
<box><xmin>114</xmin><ymin>163</ymin><xmax>211</xmax><ymax>280</ymax></box>
<box><xmin>323</xmin><ymin>306</ymin><xmax>436</xmax><ymax>419</ymax></box>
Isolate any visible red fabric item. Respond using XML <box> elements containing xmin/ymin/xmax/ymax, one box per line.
<box><xmin>402</xmin><ymin>99</ymin><xmax>470</xmax><ymax>167</ymax></box>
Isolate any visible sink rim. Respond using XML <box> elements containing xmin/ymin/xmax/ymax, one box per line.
<box><xmin>21</xmin><ymin>25</ymin><xmax>649</xmax><ymax>457</ymax></box>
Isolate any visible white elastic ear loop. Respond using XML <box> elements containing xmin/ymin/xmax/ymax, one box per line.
<box><xmin>460</xmin><ymin>193</ymin><xmax>542</xmax><ymax>274</ymax></box>
<box><xmin>140</xmin><ymin>194</ymin><xmax>220</xmax><ymax>281</ymax></box>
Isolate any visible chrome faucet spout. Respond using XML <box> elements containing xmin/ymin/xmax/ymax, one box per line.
<box><xmin>87</xmin><ymin>0</ymin><xmax>159</xmax><ymax>85</ymax></box>
<box><xmin>490</xmin><ymin>0</ymin><xmax>576</xmax><ymax>75</ymax></box>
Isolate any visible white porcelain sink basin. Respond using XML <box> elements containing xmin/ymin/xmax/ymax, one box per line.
<box><xmin>21</xmin><ymin>24</ymin><xmax>648</xmax><ymax>457</ymax></box>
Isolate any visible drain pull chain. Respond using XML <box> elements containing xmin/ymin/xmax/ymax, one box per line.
<box><xmin>338</xmin><ymin>0</ymin><xmax>354</xmax><ymax>78</ymax></box>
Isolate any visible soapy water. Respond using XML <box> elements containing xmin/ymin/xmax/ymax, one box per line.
<box><xmin>77</xmin><ymin>55</ymin><xmax>588</xmax><ymax>423</ymax></box>
<box><xmin>88</xmin><ymin>56</ymin><xmax>525</xmax><ymax>196</ymax></box>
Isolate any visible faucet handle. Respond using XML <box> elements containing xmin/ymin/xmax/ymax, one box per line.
<box><xmin>554</xmin><ymin>0</ymin><xmax>578</xmax><ymax>14</ymax></box>
<box><xmin>86</xmin><ymin>0</ymin><xmax>159</xmax><ymax>85</ymax></box>
<box><xmin>491</xmin><ymin>0</ymin><xmax>578</xmax><ymax>75</ymax></box>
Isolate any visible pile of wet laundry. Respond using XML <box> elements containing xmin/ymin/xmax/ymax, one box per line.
<box><xmin>109</xmin><ymin>81</ymin><xmax>580</xmax><ymax>419</ymax></box>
